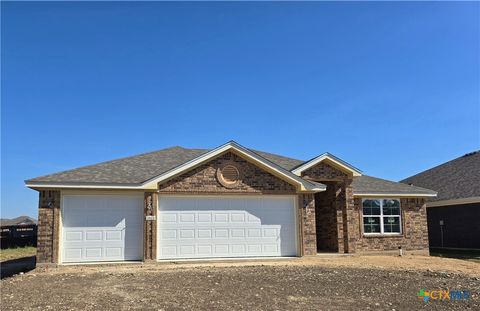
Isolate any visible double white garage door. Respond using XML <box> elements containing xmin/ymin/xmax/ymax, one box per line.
<box><xmin>62</xmin><ymin>195</ymin><xmax>297</xmax><ymax>263</ymax></box>
<box><xmin>158</xmin><ymin>196</ymin><xmax>298</xmax><ymax>259</ymax></box>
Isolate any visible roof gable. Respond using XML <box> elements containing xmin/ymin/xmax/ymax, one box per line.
<box><xmin>142</xmin><ymin>141</ymin><xmax>325</xmax><ymax>192</ymax></box>
<box><xmin>292</xmin><ymin>153</ymin><xmax>362</xmax><ymax>177</ymax></box>
<box><xmin>158</xmin><ymin>151</ymin><xmax>298</xmax><ymax>193</ymax></box>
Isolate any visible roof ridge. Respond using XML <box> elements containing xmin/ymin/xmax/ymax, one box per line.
<box><xmin>249</xmin><ymin>149</ymin><xmax>304</xmax><ymax>162</ymax></box>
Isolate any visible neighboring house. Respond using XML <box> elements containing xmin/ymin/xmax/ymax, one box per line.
<box><xmin>401</xmin><ymin>151</ymin><xmax>480</xmax><ymax>250</ymax></box>
<box><xmin>0</xmin><ymin>216</ymin><xmax>37</xmax><ymax>249</ymax></box>
<box><xmin>25</xmin><ymin>141</ymin><xmax>436</xmax><ymax>265</ymax></box>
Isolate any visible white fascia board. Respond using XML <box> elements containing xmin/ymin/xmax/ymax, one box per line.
<box><xmin>353</xmin><ymin>192</ymin><xmax>438</xmax><ymax>198</ymax></box>
<box><xmin>25</xmin><ymin>182</ymin><xmax>154</xmax><ymax>190</ymax></box>
<box><xmin>292</xmin><ymin>153</ymin><xmax>362</xmax><ymax>177</ymax></box>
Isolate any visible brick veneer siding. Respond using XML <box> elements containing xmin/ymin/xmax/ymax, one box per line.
<box><xmin>299</xmin><ymin>193</ymin><xmax>317</xmax><ymax>256</ymax></box>
<box><xmin>353</xmin><ymin>198</ymin><xmax>429</xmax><ymax>251</ymax></box>
<box><xmin>301</xmin><ymin>162</ymin><xmax>354</xmax><ymax>253</ymax></box>
<box><xmin>315</xmin><ymin>182</ymin><xmax>339</xmax><ymax>251</ymax></box>
<box><xmin>144</xmin><ymin>192</ymin><xmax>158</xmax><ymax>260</ymax></box>
<box><xmin>302</xmin><ymin>162</ymin><xmax>349</xmax><ymax>181</ymax></box>
<box><xmin>37</xmin><ymin>190</ymin><xmax>61</xmax><ymax>264</ymax></box>
<box><xmin>159</xmin><ymin>152</ymin><xmax>297</xmax><ymax>194</ymax></box>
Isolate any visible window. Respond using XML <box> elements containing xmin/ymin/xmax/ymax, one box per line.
<box><xmin>362</xmin><ymin>199</ymin><xmax>401</xmax><ymax>234</ymax></box>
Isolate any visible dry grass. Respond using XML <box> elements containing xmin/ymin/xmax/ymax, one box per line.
<box><xmin>0</xmin><ymin>247</ymin><xmax>36</xmax><ymax>262</ymax></box>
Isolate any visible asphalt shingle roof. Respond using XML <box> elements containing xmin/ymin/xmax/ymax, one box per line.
<box><xmin>352</xmin><ymin>175</ymin><xmax>436</xmax><ymax>196</ymax></box>
<box><xmin>400</xmin><ymin>151</ymin><xmax>480</xmax><ymax>202</ymax></box>
<box><xmin>26</xmin><ymin>147</ymin><xmax>208</xmax><ymax>184</ymax></box>
<box><xmin>26</xmin><ymin>146</ymin><xmax>436</xmax><ymax>196</ymax></box>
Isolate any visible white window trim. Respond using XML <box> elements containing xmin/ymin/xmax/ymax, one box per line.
<box><xmin>362</xmin><ymin>198</ymin><xmax>403</xmax><ymax>236</ymax></box>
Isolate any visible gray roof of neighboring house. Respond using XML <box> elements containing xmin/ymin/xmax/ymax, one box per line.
<box><xmin>400</xmin><ymin>151</ymin><xmax>480</xmax><ymax>202</ymax></box>
<box><xmin>26</xmin><ymin>146</ymin><xmax>436</xmax><ymax>196</ymax></box>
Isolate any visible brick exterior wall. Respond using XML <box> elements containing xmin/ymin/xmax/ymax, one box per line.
<box><xmin>36</xmin><ymin>190</ymin><xmax>61</xmax><ymax>264</ymax></box>
<box><xmin>303</xmin><ymin>160</ymin><xmax>428</xmax><ymax>253</ymax></box>
<box><xmin>315</xmin><ymin>182</ymin><xmax>338</xmax><ymax>251</ymax></box>
<box><xmin>159</xmin><ymin>152</ymin><xmax>297</xmax><ymax>194</ymax></box>
<box><xmin>299</xmin><ymin>193</ymin><xmax>317</xmax><ymax>256</ymax></box>
<box><xmin>353</xmin><ymin>198</ymin><xmax>429</xmax><ymax>251</ymax></box>
<box><xmin>302</xmin><ymin>162</ymin><xmax>349</xmax><ymax>181</ymax></box>
<box><xmin>301</xmin><ymin>162</ymin><xmax>354</xmax><ymax>253</ymax></box>
<box><xmin>144</xmin><ymin>192</ymin><xmax>158</xmax><ymax>260</ymax></box>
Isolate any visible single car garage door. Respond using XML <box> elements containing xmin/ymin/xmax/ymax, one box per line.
<box><xmin>62</xmin><ymin>194</ymin><xmax>143</xmax><ymax>263</ymax></box>
<box><xmin>158</xmin><ymin>196</ymin><xmax>297</xmax><ymax>260</ymax></box>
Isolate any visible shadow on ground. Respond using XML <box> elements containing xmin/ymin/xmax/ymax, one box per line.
<box><xmin>0</xmin><ymin>256</ymin><xmax>36</xmax><ymax>279</ymax></box>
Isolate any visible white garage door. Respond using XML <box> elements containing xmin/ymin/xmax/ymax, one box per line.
<box><xmin>158</xmin><ymin>196</ymin><xmax>297</xmax><ymax>259</ymax></box>
<box><xmin>62</xmin><ymin>195</ymin><xmax>143</xmax><ymax>263</ymax></box>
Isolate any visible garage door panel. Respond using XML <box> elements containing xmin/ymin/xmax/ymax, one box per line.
<box><xmin>158</xmin><ymin>196</ymin><xmax>297</xmax><ymax>259</ymax></box>
<box><xmin>62</xmin><ymin>195</ymin><xmax>143</xmax><ymax>263</ymax></box>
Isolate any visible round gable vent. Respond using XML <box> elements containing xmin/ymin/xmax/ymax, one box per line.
<box><xmin>221</xmin><ymin>165</ymin><xmax>239</xmax><ymax>183</ymax></box>
<box><xmin>217</xmin><ymin>164</ymin><xmax>241</xmax><ymax>188</ymax></box>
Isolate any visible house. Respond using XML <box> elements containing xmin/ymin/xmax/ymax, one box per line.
<box><xmin>25</xmin><ymin>141</ymin><xmax>436</xmax><ymax>264</ymax></box>
<box><xmin>401</xmin><ymin>151</ymin><xmax>480</xmax><ymax>250</ymax></box>
<box><xmin>0</xmin><ymin>216</ymin><xmax>37</xmax><ymax>249</ymax></box>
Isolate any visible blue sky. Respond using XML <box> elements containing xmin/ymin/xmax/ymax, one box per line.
<box><xmin>1</xmin><ymin>2</ymin><xmax>479</xmax><ymax>218</ymax></box>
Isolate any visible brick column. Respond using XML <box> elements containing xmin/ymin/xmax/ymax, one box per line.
<box><xmin>344</xmin><ymin>180</ymin><xmax>356</xmax><ymax>253</ymax></box>
<box><xmin>299</xmin><ymin>193</ymin><xmax>317</xmax><ymax>256</ymax></box>
<box><xmin>37</xmin><ymin>190</ymin><xmax>61</xmax><ymax>264</ymax></box>
<box><xmin>143</xmin><ymin>192</ymin><xmax>158</xmax><ymax>261</ymax></box>
<box><xmin>335</xmin><ymin>179</ymin><xmax>356</xmax><ymax>253</ymax></box>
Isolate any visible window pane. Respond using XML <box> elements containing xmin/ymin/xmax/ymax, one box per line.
<box><xmin>363</xmin><ymin>199</ymin><xmax>381</xmax><ymax>216</ymax></box>
<box><xmin>363</xmin><ymin>217</ymin><xmax>381</xmax><ymax>233</ymax></box>
<box><xmin>383</xmin><ymin>217</ymin><xmax>400</xmax><ymax>233</ymax></box>
<box><xmin>363</xmin><ymin>199</ymin><xmax>380</xmax><ymax>208</ymax></box>
<box><xmin>364</xmin><ymin>207</ymin><xmax>381</xmax><ymax>215</ymax></box>
<box><xmin>382</xmin><ymin>199</ymin><xmax>400</xmax><ymax>215</ymax></box>
<box><xmin>383</xmin><ymin>206</ymin><xmax>400</xmax><ymax>215</ymax></box>
<box><xmin>383</xmin><ymin>199</ymin><xmax>400</xmax><ymax>208</ymax></box>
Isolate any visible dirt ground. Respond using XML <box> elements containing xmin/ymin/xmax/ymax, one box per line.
<box><xmin>1</xmin><ymin>255</ymin><xmax>479</xmax><ymax>310</ymax></box>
